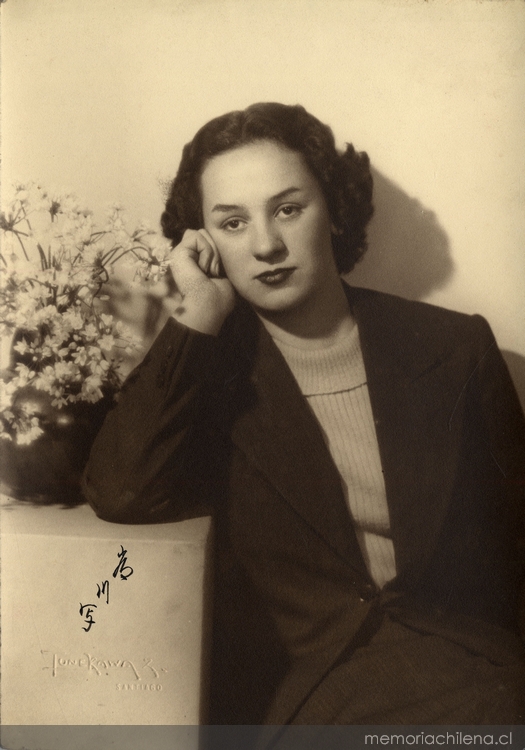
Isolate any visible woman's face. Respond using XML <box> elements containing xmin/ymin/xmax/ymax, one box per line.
<box><xmin>200</xmin><ymin>140</ymin><xmax>340</xmax><ymax>317</ymax></box>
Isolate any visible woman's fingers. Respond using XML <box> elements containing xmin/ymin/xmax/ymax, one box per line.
<box><xmin>167</xmin><ymin>230</ymin><xmax>235</xmax><ymax>335</ymax></box>
<box><xmin>169</xmin><ymin>230</ymin><xmax>210</xmax><ymax>292</ymax></box>
<box><xmin>194</xmin><ymin>231</ymin><xmax>214</xmax><ymax>275</ymax></box>
<box><xmin>170</xmin><ymin>229</ymin><xmax>221</xmax><ymax>281</ymax></box>
<box><xmin>196</xmin><ymin>228</ymin><xmax>221</xmax><ymax>277</ymax></box>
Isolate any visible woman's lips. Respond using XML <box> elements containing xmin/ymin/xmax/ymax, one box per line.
<box><xmin>255</xmin><ymin>267</ymin><xmax>295</xmax><ymax>285</ymax></box>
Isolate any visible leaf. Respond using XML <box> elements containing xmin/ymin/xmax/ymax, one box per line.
<box><xmin>37</xmin><ymin>243</ymin><xmax>49</xmax><ymax>270</ymax></box>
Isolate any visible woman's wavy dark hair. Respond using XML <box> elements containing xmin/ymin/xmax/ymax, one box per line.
<box><xmin>161</xmin><ymin>102</ymin><xmax>374</xmax><ymax>274</ymax></box>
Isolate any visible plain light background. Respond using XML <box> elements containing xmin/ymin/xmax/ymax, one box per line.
<box><xmin>2</xmin><ymin>0</ymin><xmax>524</xmax><ymax>402</ymax></box>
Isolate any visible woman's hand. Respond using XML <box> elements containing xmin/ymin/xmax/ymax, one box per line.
<box><xmin>168</xmin><ymin>229</ymin><xmax>236</xmax><ymax>335</ymax></box>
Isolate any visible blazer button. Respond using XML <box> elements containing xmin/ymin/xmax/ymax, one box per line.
<box><xmin>359</xmin><ymin>583</ymin><xmax>377</xmax><ymax>602</ymax></box>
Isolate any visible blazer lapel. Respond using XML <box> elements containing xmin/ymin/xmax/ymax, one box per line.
<box><xmin>221</xmin><ymin>306</ymin><xmax>369</xmax><ymax>576</ymax></box>
<box><xmin>217</xmin><ymin>286</ymin><xmax>464</xmax><ymax>586</ymax></box>
<box><xmin>349</xmin><ymin>286</ymin><xmax>465</xmax><ymax>584</ymax></box>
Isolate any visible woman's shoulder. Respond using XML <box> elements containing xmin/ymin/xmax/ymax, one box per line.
<box><xmin>343</xmin><ymin>283</ymin><xmax>499</xmax><ymax>379</ymax></box>
<box><xmin>346</xmin><ymin>283</ymin><xmax>475</xmax><ymax>320</ymax></box>
<box><xmin>345</xmin><ymin>283</ymin><xmax>491</xmax><ymax>341</ymax></box>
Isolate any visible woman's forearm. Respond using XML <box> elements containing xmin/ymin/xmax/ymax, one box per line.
<box><xmin>82</xmin><ymin>317</ymin><xmax>218</xmax><ymax>524</ymax></box>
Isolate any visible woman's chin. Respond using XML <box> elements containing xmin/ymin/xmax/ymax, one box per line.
<box><xmin>246</xmin><ymin>287</ymin><xmax>309</xmax><ymax>318</ymax></box>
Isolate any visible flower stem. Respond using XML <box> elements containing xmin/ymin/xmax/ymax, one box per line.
<box><xmin>14</xmin><ymin>231</ymin><xmax>30</xmax><ymax>261</ymax></box>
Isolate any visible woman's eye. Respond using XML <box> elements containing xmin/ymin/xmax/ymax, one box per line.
<box><xmin>222</xmin><ymin>218</ymin><xmax>243</xmax><ymax>231</ymax></box>
<box><xmin>278</xmin><ymin>205</ymin><xmax>300</xmax><ymax>218</ymax></box>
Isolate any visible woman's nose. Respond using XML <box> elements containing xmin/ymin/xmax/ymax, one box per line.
<box><xmin>252</xmin><ymin>222</ymin><xmax>286</xmax><ymax>262</ymax></box>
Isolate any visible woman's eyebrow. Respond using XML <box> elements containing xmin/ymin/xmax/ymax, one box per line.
<box><xmin>211</xmin><ymin>187</ymin><xmax>302</xmax><ymax>213</ymax></box>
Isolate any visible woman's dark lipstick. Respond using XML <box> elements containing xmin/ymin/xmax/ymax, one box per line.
<box><xmin>255</xmin><ymin>267</ymin><xmax>295</xmax><ymax>285</ymax></box>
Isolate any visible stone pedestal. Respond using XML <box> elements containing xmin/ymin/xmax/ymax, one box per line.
<box><xmin>0</xmin><ymin>496</ymin><xmax>212</xmax><ymax>733</ymax></box>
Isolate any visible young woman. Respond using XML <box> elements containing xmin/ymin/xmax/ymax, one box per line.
<box><xmin>83</xmin><ymin>103</ymin><xmax>525</xmax><ymax>728</ymax></box>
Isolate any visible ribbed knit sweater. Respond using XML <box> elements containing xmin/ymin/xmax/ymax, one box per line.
<box><xmin>271</xmin><ymin>324</ymin><xmax>397</xmax><ymax>588</ymax></box>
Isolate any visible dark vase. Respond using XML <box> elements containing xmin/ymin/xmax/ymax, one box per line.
<box><xmin>0</xmin><ymin>385</ymin><xmax>114</xmax><ymax>505</ymax></box>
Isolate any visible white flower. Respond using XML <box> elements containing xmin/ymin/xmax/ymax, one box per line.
<box><xmin>82</xmin><ymin>323</ymin><xmax>98</xmax><ymax>340</ymax></box>
<box><xmin>13</xmin><ymin>340</ymin><xmax>29</xmax><ymax>356</ymax></box>
<box><xmin>99</xmin><ymin>334</ymin><xmax>115</xmax><ymax>351</ymax></box>
<box><xmin>1</xmin><ymin>183</ymin><xmax>171</xmax><ymax>442</ymax></box>
<box><xmin>16</xmin><ymin>421</ymin><xmax>44</xmax><ymax>445</ymax></box>
<box><xmin>13</xmin><ymin>364</ymin><xmax>36</xmax><ymax>387</ymax></box>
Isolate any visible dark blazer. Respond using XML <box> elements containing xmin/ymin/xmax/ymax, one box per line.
<box><xmin>83</xmin><ymin>285</ymin><xmax>525</xmax><ymax>725</ymax></box>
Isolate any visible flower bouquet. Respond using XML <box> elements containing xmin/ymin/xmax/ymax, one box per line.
<box><xmin>0</xmin><ymin>182</ymin><xmax>172</xmax><ymax>502</ymax></box>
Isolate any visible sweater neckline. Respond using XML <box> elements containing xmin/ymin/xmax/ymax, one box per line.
<box><xmin>270</xmin><ymin>323</ymin><xmax>367</xmax><ymax>396</ymax></box>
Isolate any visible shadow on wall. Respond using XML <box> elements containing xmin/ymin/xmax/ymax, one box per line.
<box><xmin>346</xmin><ymin>168</ymin><xmax>525</xmax><ymax>410</ymax></box>
<box><xmin>347</xmin><ymin>168</ymin><xmax>454</xmax><ymax>301</ymax></box>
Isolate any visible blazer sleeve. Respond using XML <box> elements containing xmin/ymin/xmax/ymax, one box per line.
<box><xmin>470</xmin><ymin>314</ymin><xmax>525</xmax><ymax>492</ymax></box>
<box><xmin>470</xmin><ymin>314</ymin><xmax>525</xmax><ymax>633</ymax></box>
<box><xmin>82</xmin><ymin>317</ymin><xmax>220</xmax><ymax>524</ymax></box>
